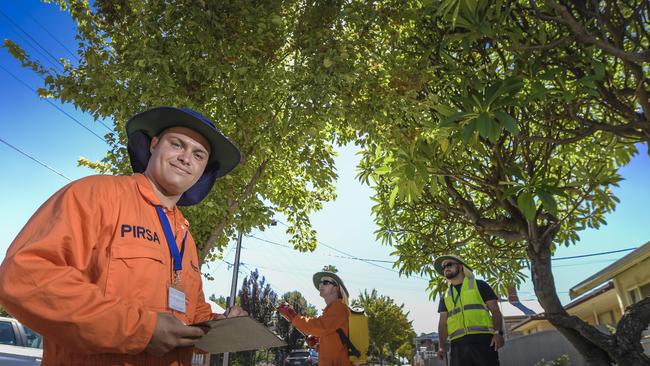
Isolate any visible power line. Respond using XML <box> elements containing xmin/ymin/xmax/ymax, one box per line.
<box><xmin>271</xmin><ymin>219</ymin><xmax>430</xmax><ymax>280</ymax></box>
<box><xmin>0</xmin><ymin>9</ymin><xmax>113</xmax><ymax>134</ymax></box>
<box><xmin>247</xmin><ymin>235</ymin><xmax>291</xmax><ymax>248</ymax></box>
<box><xmin>552</xmin><ymin>247</ymin><xmax>636</xmax><ymax>261</ymax></box>
<box><xmin>252</xmin><ymin>225</ymin><xmax>635</xmax><ymax>265</ymax></box>
<box><xmin>1</xmin><ymin>30</ymin><xmax>60</xmax><ymax>74</ymax></box>
<box><xmin>553</xmin><ymin>258</ymin><xmax>620</xmax><ymax>268</ymax></box>
<box><xmin>234</xmin><ymin>259</ymin><xmax>426</xmax><ymax>294</ymax></box>
<box><xmin>247</xmin><ymin>234</ymin><xmax>395</xmax><ymax>264</ymax></box>
<box><xmin>211</xmin><ymin>244</ymin><xmax>235</xmax><ymax>273</ymax></box>
<box><xmin>266</xmin><ymin>220</ymin><xmax>638</xmax><ymax>277</ymax></box>
<box><xmin>0</xmin><ymin>23</ymin><xmax>62</xmax><ymax>74</ymax></box>
<box><xmin>0</xmin><ymin>137</ymin><xmax>71</xmax><ymax>181</ymax></box>
<box><xmin>0</xmin><ymin>8</ymin><xmax>64</xmax><ymax>72</ymax></box>
<box><xmin>27</xmin><ymin>13</ymin><xmax>79</xmax><ymax>63</ymax></box>
<box><xmin>0</xmin><ymin>64</ymin><xmax>111</xmax><ymax>142</ymax></box>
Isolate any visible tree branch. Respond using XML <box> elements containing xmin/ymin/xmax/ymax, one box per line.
<box><xmin>200</xmin><ymin>158</ymin><xmax>270</xmax><ymax>264</ymax></box>
<box><xmin>546</xmin><ymin>0</ymin><xmax>650</xmax><ymax>62</ymax></box>
<box><xmin>443</xmin><ymin>176</ymin><xmax>525</xmax><ymax>241</ymax></box>
<box><xmin>544</xmin><ymin>312</ymin><xmax>619</xmax><ymax>356</ymax></box>
<box><xmin>614</xmin><ymin>296</ymin><xmax>650</xmax><ymax>356</ymax></box>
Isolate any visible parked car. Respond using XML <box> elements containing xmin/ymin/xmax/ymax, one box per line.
<box><xmin>0</xmin><ymin>316</ymin><xmax>43</xmax><ymax>365</ymax></box>
<box><xmin>284</xmin><ymin>349</ymin><xmax>318</xmax><ymax>366</ymax></box>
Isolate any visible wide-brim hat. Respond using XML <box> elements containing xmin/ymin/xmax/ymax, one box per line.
<box><xmin>126</xmin><ymin>106</ymin><xmax>241</xmax><ymax>206</ymax></box>
<box><xmin>313</xmin><ymin>271</ymin><xmax>349</xmax><ymax>298</ymax></box>
<box><xmin>433</xmin><ymin>255</ymin><xmax>473</xmax><ymax>275</ymax></box>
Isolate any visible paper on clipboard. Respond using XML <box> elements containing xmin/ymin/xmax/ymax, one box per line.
<box><xmin>192</xmin><ymin>316</ymin><xmax>286</xmax><ymax>353</ymax></box>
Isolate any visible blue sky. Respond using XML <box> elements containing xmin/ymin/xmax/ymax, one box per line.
<box><xmin>1</xmin><ymin>1</ymin><xmax>649</xmax><ymax>335</ymax></box>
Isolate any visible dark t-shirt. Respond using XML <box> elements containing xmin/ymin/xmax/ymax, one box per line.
<box><xmin>438</xmin><ymin>279</ymin><xmax>498</xmax><ymax>345</ymax></box>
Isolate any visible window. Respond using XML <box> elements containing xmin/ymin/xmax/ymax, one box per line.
<box><xmin>628</xmin><ymin>289</ymin><xmax>641</xmax><ymax>304</ymax></box>
<box><xmin>628</xmin><ymin>282</ymin><xmax>650</xmax><ymax>304</ymax></box>
<box><xmin>23</xmin><ymin>325</ymin><xmax>42</xmax><ymax>349</ymax></box>
<box><xmin>597</xmin><ymin>310</ymin><xmax>615</xmax><ymax>326</ymax></box>
<box><xmin>639</xmin><ymin>282</ymin><xmax>650</xmax><ymax>299</ymax></box>
<box><xmin>0</xmin><ymin>321</ymin><xmax>16</xmax><ymax>345</ymax></box>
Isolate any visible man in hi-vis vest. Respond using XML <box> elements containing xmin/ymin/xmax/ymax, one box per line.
<box><xmin>435</xmin><ymin>255</ymin><xmax>504</xmax><ymax>366</ymax></box>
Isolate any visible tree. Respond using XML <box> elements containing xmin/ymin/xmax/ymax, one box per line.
<box><xmin>275</xmin><ymin>291</ymin><xmax>318</xmax><ymax>351</ymax></box>
<box><xmin>4</xmin><ymin>0</ymin><xmax>352</xmax><ymax>264</ymax></box>
<box><xmin>7</xmin><ymin>1</ymin><xmax>648</xmax><ymax>363</ymax></box>
<box><xmin>208</xmin><ymin>294</ymin><xmax>228</xmax><ymax>310</ymax></box>
<box><xmin>352</xmin><ymin>290</ymin><xmax>415</xmax><ymax>365</ymax></box>
<box><xmin>531</xmin><ymin>0</ymin><xmax>650</xmax><ymax>147</ymax></box>
<box><xmin>239</xmin><ymin>269</ymin><xmax>277</xmax><ymax>325</ymax></box>
<box><xmin>305</xmin><ymin>1</ymin><xmax>649</xmax><ymax>364</ymax></box>
<box><xmin>232</xmin><ymin>269</ymin><xmax>277</xmax><ymax>366</ymax></box>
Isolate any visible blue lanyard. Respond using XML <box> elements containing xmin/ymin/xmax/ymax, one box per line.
<box><xmin>155</xmin><ymin>206</ymin><xmax>187</xmax><ymax>272</ymax></box>
<box><xmin>451</xmin><ymin>284</ymin><xmax>462</xmax><ymax>306</ymax></box>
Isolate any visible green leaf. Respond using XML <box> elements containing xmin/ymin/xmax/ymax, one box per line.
<box><xmin>594</xmin><ymin>62</ymin><xmax>605</xmax><ymax>80</ymax></box>
<box><xmin>502</xmin><ymin>185</ymin><xmax>522</xmax><ymax>198</ymax></box>
<box><xmin>440</xmin><ymin>111</ymin><xmax>468</xmax><ymax>126</ymax></box>
<box><xmin>517</xmin><ymin>192</ymin><xmax>537</xmax><ymax>221</ymax></box>
<box><xmin>494</xmin><ymin>110</ymin><xmax>518</xmax><ymax>134</ymax></box>
<box><xmin>476</xmin><ymin>112</ymin><xmax>500</xmax><ymax>142</ymax></box>
<box><xmin>434</xmin><ymin>104</ymin><xmax>458</xmax><ymax>117</ymax></box>
<box><xmin>389</xmin><ymin>186</ymin><xmax>399</xmax><ymax>208</ymax></box>
<box><xmin>374</xmin><ymin>166</ymin><xmax>391</xmax><ymax>176</ymax></box>
<box><xmin>500</xmin><ymin>77</ymin><xmax>524</xmax><ymax>95</ymax></box>
<box><xmin>485</xmin><ymin>80</ymin><xmax>504</xmax><ymax>107</ymax></box>
<box><xmin>462</xmin><ymin>119</ymin><xmax>477</xmax><ymax>142</ymax></box>
<box><xmin>537</xmin><ymin>191</ymin><xmax>559</xmax><ymax>217</ymax></box>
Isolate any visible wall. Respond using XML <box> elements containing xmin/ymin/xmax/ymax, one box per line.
<box><xmin>613</xmin><ymin>256</ymin><xmax>650</xmax><ymax>307</ymax></box>
<box><xmin>498</xmin><ymin>330</ymin><xmax>588</xmax><ymax>366</ymax></box>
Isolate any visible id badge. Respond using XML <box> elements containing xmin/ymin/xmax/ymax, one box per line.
<box><xmin>168</xmin><ymin>272</ymin><xmax>186</xmax><ymax>313</ymax></box>
<box><xmin>168</xmin><ymin>286</ymin><xmax>187</xmax><ymax>313</ymax></box>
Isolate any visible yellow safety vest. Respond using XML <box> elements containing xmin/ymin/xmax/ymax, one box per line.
<box><xmin>443</xmin><ymin>276</ymin><xmax>494</xmax><ymax>341</ymax></box>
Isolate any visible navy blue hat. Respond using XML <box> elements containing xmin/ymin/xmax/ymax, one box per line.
<box><xmin>126</xmin><ymin>106</ymin><xmax>241</xmax><ymax>206</ymax></box>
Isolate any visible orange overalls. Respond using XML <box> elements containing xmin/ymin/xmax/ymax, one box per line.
<box><xmin>0</xmin><ymin>174</ymin><xmax>213</xmax><ymax>365</ymax></box>
<box><xmin>292</xmin><ymin>299</ymin><xmax>352</xmax><ymax>366</ymax></box>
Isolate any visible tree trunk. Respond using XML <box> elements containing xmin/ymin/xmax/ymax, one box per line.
<box><xmin>199</xmin><ymin>158</ymin><xmax>270</xmax><ymax>264</ymax></box>
<box><xmin>611</xmin><ymin>296</ymin><xmax>650</xmax><ymax>365</ymax></box>
<box><xmin>527</xmin><ymin>238</ymin><xmax>613</xmax><ymax>366</ymax></box>
<box><xmin>528</xmin><ymin>235</ymin><xmax>650</xmax><ymax>366</ymax></box>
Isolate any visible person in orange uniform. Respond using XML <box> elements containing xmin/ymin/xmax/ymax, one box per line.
<box><xmin>0</xmin><ymin>107</ymin><xmax>246</xmax><ymax>365</ymax></box>
<box><xmin>277</xmin><ymin>271</ymin><xmax>352</xmax><ymax>366</ymax></box>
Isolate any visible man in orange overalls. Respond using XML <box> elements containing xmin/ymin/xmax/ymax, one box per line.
<box><xmin>0</xmin><ymin>107</ymin><xmax>245</xmax><ymax>365</ymax></box>
<box><xmin>277</xmin><ymin>271</ymin><xmax>352</xmax><ymax>366</ymax></box>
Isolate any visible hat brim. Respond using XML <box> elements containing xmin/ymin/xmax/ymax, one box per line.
<box><xmin>126</xmin><ymin>106</ymin><xmax>241</xmax><ymax>177</ymax></box>
<box><xmin>433</xmin><ymin>255</ymin><xmax>472</xmax><ymax>275</ymax></box>
<box><xmin>313</xmin><ymin>272</ymin><xmax>349</xmax><ymax>298</ymax></box>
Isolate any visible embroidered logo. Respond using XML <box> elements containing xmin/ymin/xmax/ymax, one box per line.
<box><xmin>190</xmin><ymin>261</ymin><xmax>200</xmax><ymax>272</ymax></box>
<box><xmin>121</xmin><ymin>224</ymin><xmax>160</xmax><ymax>244</ymax></box>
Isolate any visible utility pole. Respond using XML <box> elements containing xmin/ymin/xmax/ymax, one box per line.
<box><xmin>221</xmin><ymin>220</ymin><xmax>275</xmax><ymax>366</ymax></box>
<box><xmin>222</xmin><ymin>230</ymin><xmax>243</xmax><ymax>366</ymax></box>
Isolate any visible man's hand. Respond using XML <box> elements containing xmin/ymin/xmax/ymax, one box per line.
<box><xmin>211</xmin><ymin>306</ymin><xmax>248</xmax><ymax>320</ymax></box>
<box><xmin>490</xmin><ymin>334</ymin><xmax>504</xmax><ymax>350</ymax></box>
<box><xmin>145</xmin><ymin>313</ymin><xmax>205</xmax><ymax>357</ymax></box>
<box><xmin>306</xmin><ymin>335</ymin><xmax>319</xmax><ymax>348</ymax></box>
<box><xmin>276</xmin><ymin>302</ymin><xmax>297</xmax><ymax>321</ymax></box>
<box><xmin>436</xmin><ymin>348</ymin><xmax>446</xmax><ymax>360</ymax></box>
<box><xmin>225</xmin><ymin>306</ymin><xmax>248</xmax><ymax>318</ymax></box>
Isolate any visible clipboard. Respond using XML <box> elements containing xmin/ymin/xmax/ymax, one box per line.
<box><xmin>191</xmin><ymin>316</ymin><xmax>287</xmax><ymax>353</ymax></box>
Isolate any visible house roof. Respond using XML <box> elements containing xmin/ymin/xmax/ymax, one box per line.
<box><xmin>511</xmin><ymin>281</ymin><xmax>615</xmax><ymax>331</ymax></box>
<box><xmin>569</xmin><ymin>241</ymin><xmax>650</xmax><ymax>299</ymax></box>
<box><xmin>565</xmin><ymin>281</ymin><xmax>615</xmax><ymax>310</ymax></box>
